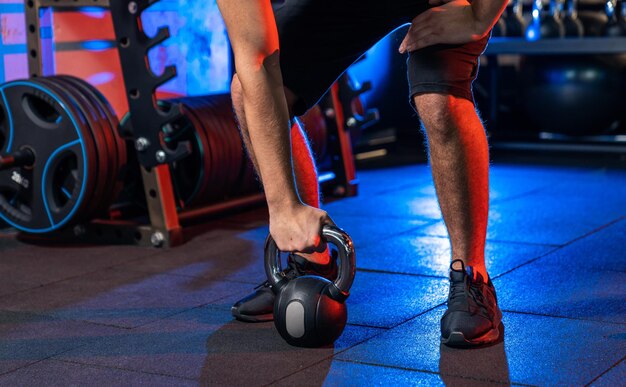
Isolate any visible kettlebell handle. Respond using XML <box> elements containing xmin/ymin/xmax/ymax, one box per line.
<box><xmin>264</xmin><ymin>224</ymin><xmax>356</xmax><ymax>300</ymax></box>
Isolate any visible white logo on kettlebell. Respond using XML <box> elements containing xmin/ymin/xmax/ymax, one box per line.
<box><xmin>285</xmin><ymin>300</ymin><xmax>305</xmax><ymax>338</ymax></box>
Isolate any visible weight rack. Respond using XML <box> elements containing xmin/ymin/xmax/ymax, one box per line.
<box><xmin>22</xmin><ymin>0</ymin><xmax>363</xmax><ymax>247</ymax></box>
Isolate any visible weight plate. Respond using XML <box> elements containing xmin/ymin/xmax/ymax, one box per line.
<box><xmin>181</xmin><ymin>97</ymin><xmax>227</xmax><ymax>202</ymax></box>
<box><xmin>163</xmin><ymin>99</ymin><xmax>209</xmax><ymax>207</ymax></box>
<box><xmin>48</xmin><ymin>76</ymin><xmax>113</xmax><ymax>219</ymax></box>
<box><xmin>197</xmin><ymin>99</ymin><xmax>234</xmax><ymax>198</ymax></box>
<box><xmin>77</xmin><ymin>76</ymin><xmax>128</xmax><ymax>187</ymax></box>
<box><xmin>206</xmin><ymin>95</ymin><xmax>243</xmax><ymax>196</ymax></box>
<box><xmin>57</xmin><ymin>75</ymin><xmax>124</xmax><ymax>212</ymax></box>
<box><xmin>181</xmin><ymin>102</ymin><xmax>214</xmax><ymax>206</ymax></box>
<box><xmin>0</xmin><ymin>79</ymin><xmax>93</xmax><ymax>232</ymax></box>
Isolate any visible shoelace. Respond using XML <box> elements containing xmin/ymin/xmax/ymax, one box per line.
<box><xmin>449</xmin><ymin>273</ymin><xmax>489</xmax><ymax>315</ymax></box>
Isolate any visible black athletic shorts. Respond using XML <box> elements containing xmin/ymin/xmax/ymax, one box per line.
<box><xmin>273</xmin><ymin>0</ymin><xmax>491</xmax><ymax>116</ymax></box>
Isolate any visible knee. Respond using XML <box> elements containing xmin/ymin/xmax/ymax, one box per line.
<box><xmin>413</xmin><ymin>93</ymin><xmax>472</xmax><ymax>144</ymax></box>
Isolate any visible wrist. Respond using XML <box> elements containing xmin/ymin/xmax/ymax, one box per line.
<box><xmin>267</xmin><ymin>195</ymin><xmax>301</xmax><ymax>216</ymax></box>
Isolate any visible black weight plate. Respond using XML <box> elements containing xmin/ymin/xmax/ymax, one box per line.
<box><xmin>0</xmin><ymin>79</ymin><xmax>94</xmax><ymax>232</ymax></box>
<box><xmin>180</xmin><ymin>97</ymin><xmax>225</xmax><ymax>203</ymax></box>
<box><xmin>209</xmin><ymin>95</ymin><xmax>243</xmax><ymax>196</ymax></box>
<box><xmin>160</xmin><ymin>99</ymin><xmax>207</xmax><ymax>207</ymax></box>
<box><xmin>28</xmin><ymin>77</ymin><xmax>101</xmax><ymax>225</ymax></box>
<box><xmin>195</xmin><ymin>100</ymin><xmax>231</xmax><ymax>198</ymax></box>
<box><xmin>199</xmin><ymin>94</ymin><xmax>254</xmax><ymax>196</ymax></box>
<box><xmin>31</xmin><ymin>77</ymin><xmax>100</xmax><ymax>224</ymax></box>
<box><xmin>176</xmin><ymin>102</ymin><xmax>212</xmax><ymax>206</ymax></box>
<box><xmin>42</xmin><ymin>77</ymin><xmax>110</xmax><ymax>221</ymax></box>
<box><xmin>51</xmin><ymin>76</ymin><xmax>115</xmax><ymax>218</ymax></box>
<box><xmin>75</xmin><ymin>76</ymin><xmax>128</xmax><ymax>189</ymax></box>
<box><xmin>187</xmin><ymin>98</ymin><xmax>224</xmax><ymax>203</ymax></box>
<box><xmin>202</xmin><ymin>96</ymin><xmax>240</xmax><ymax>197</ymax></box>
<box><xmin>56</xmin><ymin>76</ymin><xmax>121</xmax><ymax>216</ymax></box>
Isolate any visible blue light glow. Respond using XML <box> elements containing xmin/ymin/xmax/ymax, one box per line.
<box><xmin>80</xmin><ymin>40</ymin><xmax>115</xmax><ymax>52</ymax></box>
<box><xmin>77</xmin><ymin>7</ymin><xmax>107</xmax><ymax>18</ymax></box>
<box><xmin>87</xmin><ymin>72</ymin><xmax>115</xmax><ymax>86</ymax></box>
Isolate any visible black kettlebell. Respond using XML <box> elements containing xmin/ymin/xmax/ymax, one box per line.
<box><xmin>265</xmin><ymin>225</ymin><xmax>356</xmax><ymax>347</ymax></box>
<box><xmin>505</xmin><ymin>0</ymin><xmax>527</xmax><ymax>37</ymax></box>
<box><xmin>604</xmin><ymin>0</ymin><xmax>626</xmax><ymax>36</ymax></box>
<box><xmin>527</xmin><ymin>0</ymin><xmax>565</xmax><ymax>39</ymax></box>
<box><xmin>562</xmin><ymin>0</ymin><xmax>585</xmax><ymax>37</ymax></box>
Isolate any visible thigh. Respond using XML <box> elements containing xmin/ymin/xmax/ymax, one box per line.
<box><xmin>275</xmin><ymin>0</ymin><xmax>399</xmax><ymax>116</ymax></box>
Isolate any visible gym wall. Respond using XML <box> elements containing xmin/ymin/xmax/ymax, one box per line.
<box><xmin>0</xmin><ymin>0</ymin><xmax>231</xmax><ymax>118</ymax></box>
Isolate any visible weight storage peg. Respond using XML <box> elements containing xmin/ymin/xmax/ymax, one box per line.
<box><xmin>265</xmin><ymin>225</ymin><xmax>356</xmax><ymax>347</ymax></box>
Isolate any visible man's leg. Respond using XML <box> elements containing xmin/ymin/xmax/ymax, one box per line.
<box><xmin>413</xmin><ymin>94</ymin><xmax>489</xmax><ymax>279</ymax></box>
<box><xmin>406</xmin><ymin>30</ymin><xmax>502</xmax><ymax>346</ymax></box>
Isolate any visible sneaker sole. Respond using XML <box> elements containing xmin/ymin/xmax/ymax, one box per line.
<box><xmin>441</xmin><ymin>324</ymin><xmax>501</xmax><ymax>348</ymax></box>
<box><xmin>231</xmin><ymin>307</ymin><xmax>274</xmax><ymax>323</ymax></box>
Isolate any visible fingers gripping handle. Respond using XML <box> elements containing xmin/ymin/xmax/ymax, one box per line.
<box><xmin>264</xmin><ymin>225</ymin><xmax>356</xmax><ymax>299</ymax></box>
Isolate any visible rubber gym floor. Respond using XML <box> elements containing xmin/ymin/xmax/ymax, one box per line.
<box><xmin>0</xmin><ymin>154</ymin><xmax>624</xmax><ymax>386</ymax></box>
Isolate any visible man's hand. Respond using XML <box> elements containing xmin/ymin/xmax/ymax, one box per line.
<box><xmin>269</xmin><ymin>203</ymin><xmax>334</xmax><ymax>261</ymax></box>
<box><xmin>398</xmin><ymin>0</ymin><xmax>492</xmax><ymax>54</ymax></box>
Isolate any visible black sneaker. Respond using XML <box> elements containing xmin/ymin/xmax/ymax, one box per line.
<box><xmin>440</xmin><ymin>259</ymin><xmax>502</xmax><ymax>347</ymax></box>
<box><xmin>231</xmin><ymin>252</ymin><xmax>338</xmax><ymax>322</ymax></box>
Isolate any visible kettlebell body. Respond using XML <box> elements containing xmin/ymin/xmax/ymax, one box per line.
<box><xmin>265</xmin><ymin>225</ymin><xmax>356</xmax><ymax>348</ymax></box>
<box><xmin>274</xmin><ymin>276</ymin><xmax>347</xmax><ymax>347</ymax></box>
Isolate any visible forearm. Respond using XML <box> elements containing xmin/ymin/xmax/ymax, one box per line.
<box><xmin>471</xmin><ymin>0</ymin><xmax>508</xmax><ymax>32</ymax></box>
<box><xmin>236</xmin><ymin>54</ymin><xmax>300</xmax><ymax>210</ymax></box>
<box><xmin>217</xmin><ymin>0</ymin><xmax>300</xmax><ymax>212</ymax></box>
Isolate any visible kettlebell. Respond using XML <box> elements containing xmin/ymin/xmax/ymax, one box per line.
<box><xmin>604</xmin><ymin>0</ymin><xmax>626</xmax><ymax>36</ymax></box>
<box><xmin>265</xmin><ymin>225</ymin><xmax>356</xmax><ymax>347</ymax></box>
<box><xmin>527</xmin><ymin>0</ymin><xmax>565</xmax><ymax>39</ymax></box>
<box><xmin>562</xmin><ymin>0</ymin><xmax>585</xmax><ymax>37</ymax></box>
<box><xmin>505</xmin><ymin>0</ymin><xmax>527</xmax><ymax>37</ymax></box>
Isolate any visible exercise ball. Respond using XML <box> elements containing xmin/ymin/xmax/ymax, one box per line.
<box><xmin>519</xmin><ymin>55</ymin><xmax>626</xmax><ymax>134</ymax></box>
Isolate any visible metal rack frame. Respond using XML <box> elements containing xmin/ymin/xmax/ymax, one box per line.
<box><xmin>23</xmin><ymin>0</ymin><xmax>360</xmax><ymax>247</ymax></box>
<box><xmin>482</xmin><ymin>37</ymin><xmax>626</xmax><ymax>153</ymax></box>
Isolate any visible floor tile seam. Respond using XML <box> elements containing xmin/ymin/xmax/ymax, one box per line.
<box><xmin>0</xmin><ymin>342</ymin><xmax>92</xmax><ymax>377</ymax></box>
<box><xmin>108</xmin><ymin>265</ymin><xmax>260</xmax><ymax>285</ymax></box>
<box><xmin>0</xmin><ymin>308</ymin><xmax>141</xmax><ymax>331</ymax></box>
<box><xmin>584</xmin><ymin>355</ymin><xmax>626</xmax><ymax>386</ymax></box>
<box><xmin>345</xmin><ymin>322</ymin><xmax>391</xmax><ymax>331</ymax></box>
<box><xmin>559</xmin><ymin>216</ymin><xmax>626</xmax><ymax>248</ymax></box>
<box><xmin>261</xmin><ymin>327</ymin><xmax>408</xmax><ymax>387</ymax></box>
<box><xmin>0</xmin><ymin>359</ymin><xmax>48</xmax><ymax>378</ymax></box>
<box><xmin>369</xmin><ymin>180</ymin><xmax>433</xmax><ymax>196</ymax></box>
<box><xmin>262</xmin><ymin>304</ymin><xmax>449</xmax><ymax>385</ymax></box>
<box><xmin>355</xmin><ymin>267</ymin><xmax>447</xmax><ymax>280</ymax></box>
<box><xmin>491</xmin><ymin>214</ymin><xmax>626</xmax><ymax>280</ymax></box>
<box><xmin>489</xmin><ymin>185</ymin><xmax>557</xmax><ymax>205</ymax></box>
<box><xmin>491</xmin><ymin>246</ymin><xmax>564</xmax><ymax>280</ymax></box>
<box><xmin>0</xmin><ymin>261</ymin><xmax>155</xmax><ymax>302</ymax></box>
<box><xmin>353</xmin><ymin>218</ymin><xmax>444</xmax><ymax>249</ymax></box>
<box><xmin>329</xmin><ymin>358</ymin><xmax>537</xmax><ymax>386</ymax></box>
<box><xmin>501</xmin><ymin>309</ymin><xmax>626</xmax><ymax>326</ymax></box>
<box><xmin>381</xmin><ymin>302</ymin><xmax>447</xmax><ymax>331</ymax></box>
<box><xmin>484</xmin><ymin>239</ymin><xmax>561</xmax><ymax>248</ymax></box>
<box><xmin>328</xmin><ymin>212</ymin><xmax>440</xmax><ymax>222</ymax></box>
<box><xmin>3</xmin><ymin>297</ymin><xmax>231</xmax><ymax>332</ymax></box>
<box><xmin>52</xmin><ymin>358</ymin><xmax>198</xmax><ymax>382</ymax></box>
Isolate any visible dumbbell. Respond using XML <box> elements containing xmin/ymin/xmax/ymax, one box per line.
<box><xmin>604</xmin><ymin>0</ymin><xmax>626</xmax><ymax>36</ymax></box>
<box><xmin>527</xmin><ymin>0</ymin><xmax>565</xmax><ymax>39</ymax></box>
<box><xmin>265</xmin><ymin>224</ymin><xmax>356</xmax><ymax>347</ymax></box>
<box><xmin>562</xmin><ymin>0</ymin><xmax>585</xmax><ymax>37</ymax></box>
<box><xmin>505</xmin><ymin>0</ymin><xmax>527</xmax><ymax>37</ymax></box>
